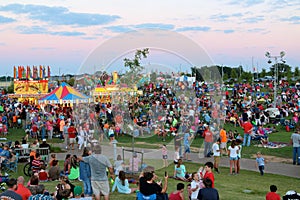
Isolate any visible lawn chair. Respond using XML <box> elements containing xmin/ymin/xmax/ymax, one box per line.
<box><xmin>2</xmin><ymin>153</ymin><xmax>19</xmax><ymax>173</ymax></box>
<box><xmin>136</xmin><ymin>192</ymin><xmax>156</xmax><ymax>200</ymax></box>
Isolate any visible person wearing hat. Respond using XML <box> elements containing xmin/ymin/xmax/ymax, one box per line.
<box><xmin>0</xmin><ymin>178</ymin><xmax>22</xmax><ymax>200</ymax></box>
<box><xmin>39</xmin><ymin>139</ymin><xmax>51</xmax><ymax>150</ymax></box>
<box><xmin>69</xmin><ymin>186</ymin><xmax>91</xmax><ymax>199</ymax></box>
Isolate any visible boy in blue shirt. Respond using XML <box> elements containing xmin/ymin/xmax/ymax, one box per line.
<box><xmin>255</xmin><ymin>152</ymin><xmax>266</xmax><ymax>175</ymax></box>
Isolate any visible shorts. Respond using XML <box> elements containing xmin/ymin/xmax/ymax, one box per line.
<box><xmin>163</xmin><ymin>155</ymin><xmax>168</xmax><ymax>159</ymax></box>
<box><xmin>69</xmin><ymin>138</ymin><xmax>76</xmax><ymax>144</ymax></box>
<box><xmin>184</xmin><ymin>145</ymin><xmax>191</xmax><ymax>153</ymax></box>
<box><xmin>109</xmin><ymin>134</ymin><xmax>115</xmax><ymax>138</ymax></box>
<box><xmin>214</xmin><ymin>156</ymin><xmax>220</xmax><ymax>165</ymax></box>
<box><xmin>220</xmin><ymin>142</ymin><xmax>227</xmax><ymax>149</ymax></box>
<box><xmin>91</xmin><ymin>180</ymin><xmax>109</xmax><ymax>196</ymax></box>
<box><xmin>230</xmin><ymin>156</ymin><xmax>238</xmax><ymax>161</ymax></box>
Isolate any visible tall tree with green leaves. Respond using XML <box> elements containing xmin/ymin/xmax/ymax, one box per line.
<box><xmin>230</xmin><ymin>69</ymin><xmax>237</xmax><ymax>79</ymax></box>
<box><xmin>295</xmin><ymin>67</ymin><xmax>300</xmax><ymax>77</ymax></box>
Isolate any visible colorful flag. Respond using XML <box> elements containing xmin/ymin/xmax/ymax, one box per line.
<box><xmin>39</xmin><ymin>65</ymin><xmax>43</xmax><ymax>79</ymax></box>
<box><xmin>13</xmin><ymin>66</ymin><xmax>16</xmax><ymax>79</ymax></box>
<box><xmin>47</xmin><ymin>66</ymin><xmax>50</xmax><ymax>78</ymax></box>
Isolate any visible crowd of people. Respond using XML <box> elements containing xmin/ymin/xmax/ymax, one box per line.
<box><xmin>0</xmin><ymin>76</ymin><xmax>299</xmax><ymax>199</ymax></box>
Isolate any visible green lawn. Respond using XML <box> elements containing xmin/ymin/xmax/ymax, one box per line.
<box><xmin>5</xmin><ymin>123</ymin><xmax>294</xmax><ymax>160</ymax></box>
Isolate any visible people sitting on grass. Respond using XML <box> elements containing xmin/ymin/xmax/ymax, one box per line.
<box><xmin>112</xmin><ymin>170</ymin><xmax>138</xmax><ymax>194</ymax></box>
<box><xmin>68</xmin><ymin>155</ymin><xmax>80</xmax><ymax>181</ymax></box>
<box><xmin>139</xmin><ymin>166</ymin><xmax>168</xmax><ymax>200</ymax></box>
<box><xmin>48</xmin><ymin>160</ymin><xmax>60</xmax><ymax>181</ymax></box>
<box><xmin>174</xmin><ymin>159</ymin><xmax>188</xmax><ymax>181</ymax></box>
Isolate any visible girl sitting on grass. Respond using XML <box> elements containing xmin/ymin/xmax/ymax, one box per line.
<box><xmin>112</xmin><ymin>170</ymin><xmax>137</xmax><ymax>194</ymax></box>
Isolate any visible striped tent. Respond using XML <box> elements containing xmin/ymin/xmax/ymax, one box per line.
<box><xmin>38</xmin><ymin>82</ymin><xmax>91</xmax><ymax>104</ymax></box>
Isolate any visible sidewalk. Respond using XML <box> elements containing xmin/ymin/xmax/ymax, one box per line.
<box><xmin>54</xmin><ymin>143</ymin><xmax>300</xmax><ymax>179</ymax></box>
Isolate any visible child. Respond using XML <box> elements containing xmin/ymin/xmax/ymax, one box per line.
<box><xmin>228</xmin><ymin>140</ymin><xmax>239</xmax><ymax>175</ymax></box>
<box><xmin>2</xmin><ymin>124</ymin><xmax>7</xmax><ymax>136</ymax></box>
<box><xmin>169</xmin><ymin>182</ymin><xmax>185</xmax><ymax>200</ymax></box>
<box><xmin>235</xmin><ymin>139</ymin><xmax>242</xmax><ymax>174</ymax></box>
<box><xmin>212</xmin><ymin>138</ymin><xmax>221</xmax><ymax>173</ymax></box>
<box><xmin>111</xmin><ymin>170</ymin><xmax>137</xmax><ymax>194</ymax></box>
<box><xmin>200</xmin><ymin>162</ymin><xmax>215</xmax><ymax>188</ymax></box>
<box><xmin>187</xmin><ymin>184</ymin><xmax>192</xmax><ymax>200</ymax></box>
<box><xmin>255</xmin><ymin>152</ymin><xmax>266</xmax><ymax>176</ymax></box>
<box><xmin>38</xmin><ymin>164</ymin><xmax>49</xmax><ymax>182</ymax></box>
<box><xmin>190</xmin><ymin>172</ymin><xmax>202</xmax><ymax>200</ymax></box>
<box><xmin>162</xmin><ymin>144</ymin><xmax>168</xmax><ymax>167</ymax></box>
<box><xmin>108</xmin><ymin>125</ymin><xmax>115</xmax><ymax>142</ymax></box>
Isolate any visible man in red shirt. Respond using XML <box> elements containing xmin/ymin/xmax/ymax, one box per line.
<box><xmin>243</xmin><ymin>119</ymin><xmax>253</xmax><ymax>147</ymax></box>
<box><xmin>68</xmin><ymin>123</ymin><xmax>77</xmax><ymax>150</ymax></box>
<box><xmin>266</xmin><ymin>185</ymin><xmax>280</xmax><ymax>200</ymax></box>
<box><xmin>15</xmin><ymin>176</ymin><xmax>32</xmax><ymax>200</ymax></box>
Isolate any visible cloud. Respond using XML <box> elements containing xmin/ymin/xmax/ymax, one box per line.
<box><xmin>281</xmin><ymin>16</ymin><xmax>300</xmax><ymax>24</ymax></box>
<box><xmin>30</xmin><ymin>47</ymin><xmax>55</xmax><ymax>50</ymax></box>
<box><xmin>247</xmin><ymin>28</ymin><xmax>266</xmax><ymax>33</ymax></box>
<box><xmin>16</xmin><ymin>25</ymin><xmax>85</xmax><ymax>36</ymax></box>
<box><xmin>133</xmin><ymin>23</ymin><xmax>174</xmax><ymax>30</ymax></box>
<box><xmin>51</xmin><ymin>31</ymin><xmax>85</xmax><ymax>36</ymax></box>
<box><xmin>0</xmin><ymin>42</ymin><xmax>5</xmax><ymax>46</ymax></box>
<box><xmin>210</xmin><ymin>13</ymin><xmax>244</xmax><ymax>22</ymax></box>
<box><xmin>17</xmin><ymin>25</ymin><xmax>47</xmax><ymax>34</ymax></box>
<box><xmin>105</xmin><ymin>25</ymin><xmax>133</xmax><ymax>33</ymax></box>
<box><xmin>243</xmin><ymin>16</ymin><xmax>264</xmax><ymax>23</ymax></box>
<box><xmin>0</xmin><ymin>15</ymin><xmax>15</xmax><ymax>23</ymax></box>
<box><xmin>228</xmin><ymin>0</ymin><xmax>264</xmax><ymax>7</ymax></box>
<box><xmin>0</xmin><ymin>4</ymin><xmax>120</xmax><ymax>26</ymax></box>
<box><xmin>223</xmin><ymin>29</ymin><xmax>235</xmax><ymax>34</ymax></box>
<box><xmin>176</xmin><ymin>26</ymin><xmax>211</xmax><ymax>32</ymax></box>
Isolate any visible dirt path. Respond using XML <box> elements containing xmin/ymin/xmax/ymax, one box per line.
<box><xmin>251</xmin><ymin>154</ymin><xmax>293</xmax><ymax>164</ymax></box>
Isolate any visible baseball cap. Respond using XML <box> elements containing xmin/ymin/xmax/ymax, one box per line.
<box><xmin>42</xmin><ymin>139</ymin><xmax>46</xmax><ymax>142</ymax></box>
<box><xmin>74</xmin><ymin>186</ymin><xmax>82</xmax><ymax>196</ymax></box>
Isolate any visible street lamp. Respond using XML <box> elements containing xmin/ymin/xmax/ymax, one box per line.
<box><xmin>265</xmin><ymin>51</ymin><xmax>286</xmax><ymax>108</ymax></box>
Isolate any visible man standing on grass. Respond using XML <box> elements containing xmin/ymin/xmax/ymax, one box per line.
<box><xmin>242</xmin><ymin>118</ymin><xmax>253</xmax><ymax>147</ymax></box>
<box><xmin>290</xmin><ymin>129</ymin><xmax>300</xmax><ymax>165</ymax></box>
<box><xmin>79</xmin><ymin>145</ymin><xmax>114</xmax><ymax>200</ymax></box>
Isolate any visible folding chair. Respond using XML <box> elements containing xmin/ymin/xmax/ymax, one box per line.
<box><xmin>2</xmin><ymin>153</ymin><xmax>19</xmax><ymax>173</ymax></box>
<box><xmin>136</xmin><ymin>192</ymin><xmax>156</xmax><ymax>200</ymax></box>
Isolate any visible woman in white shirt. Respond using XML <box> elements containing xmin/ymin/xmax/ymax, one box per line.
<box><xmin>227</xmin><ymin>140</ymin><xmax>239</xmax><ymax>175</ymax></box>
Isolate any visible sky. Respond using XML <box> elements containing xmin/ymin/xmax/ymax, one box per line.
<box><xmin>0</xmin><ymin>0</ymin><xmax>299</xmax><ymax>76</ymax></box>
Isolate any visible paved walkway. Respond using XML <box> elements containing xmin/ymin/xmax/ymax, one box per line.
<box><xmin>54</xmin><ymin>142</ymin><xmax>300</xmax><ymax>179</ymax></box>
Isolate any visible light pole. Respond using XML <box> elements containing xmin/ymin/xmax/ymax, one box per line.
<box><xmin>265</xmin><ymin>51</ymin><xmax>286</xmax><ymax>108</ymax></box>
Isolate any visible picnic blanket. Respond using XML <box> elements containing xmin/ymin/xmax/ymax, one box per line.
<box><xmin>262</xmin><ymin>142</ymin><xmax>289</xmax><ymax>148</ymax></box>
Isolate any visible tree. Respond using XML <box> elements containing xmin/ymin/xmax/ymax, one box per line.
<box><xmin>260</xmin><ymin>69</ymin><xmax>267</xmax><ymax>78</ymax></box>
<box><xmin>124</xmin><ymin>48</ymin><xmax>149</xmax><ymax>72</ymax></box>
<box><xmin>295</xmin><ymin>67</ymin><xmax>300</xmax><ymax>77</ymax></box>
<box><xmin>67</xmin><ymin>78</ymin><xmax>75</xmax><ymax>86</ymax></box>
<box><xmin>230</xmin><ymin>69</ymin><xmax>237</xmax><ymax>79</ymax></box>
